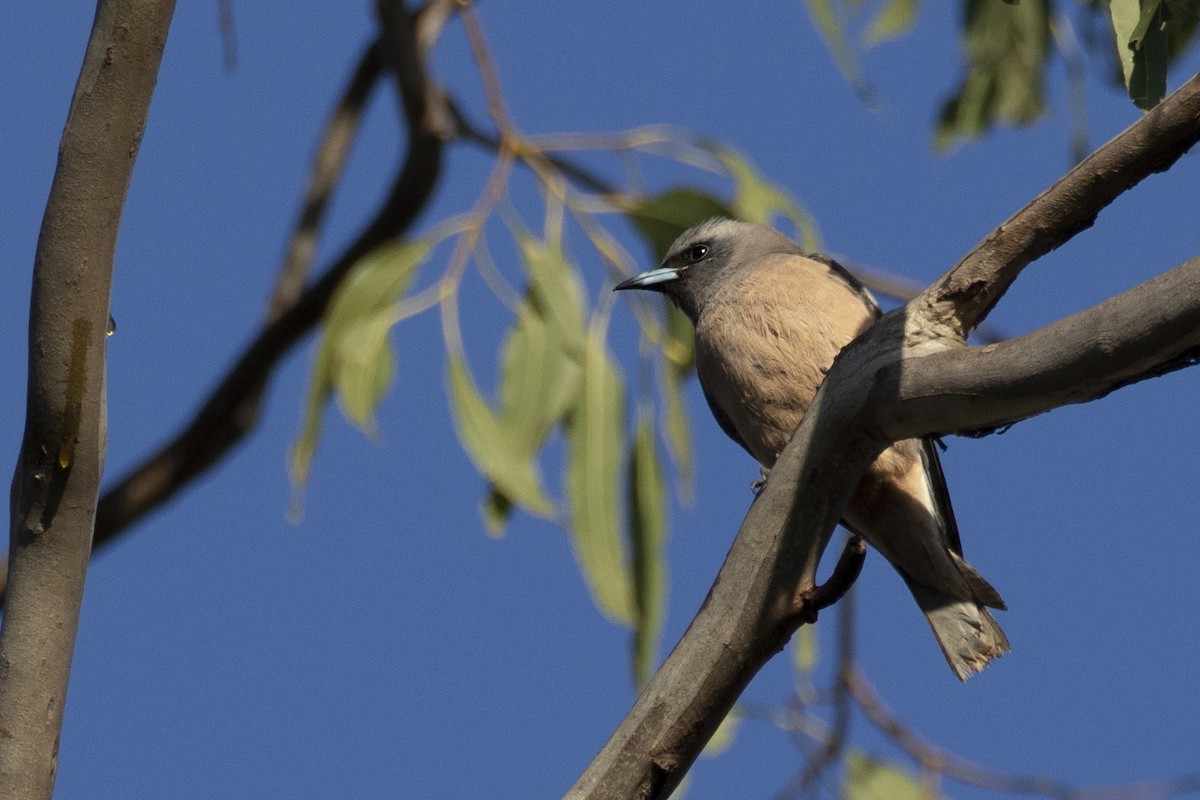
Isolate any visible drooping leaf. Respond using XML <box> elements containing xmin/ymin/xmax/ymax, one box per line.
<box><xmin>843</xmin><ymin>750</ymin><xmax>934</xmax><ymax>800</ymax></box>
<box><xmin>702</xmin><ymin>143</ymin><xmax>821</xmax><ymax>251</ymax></box>
<box><xmin>628</xmin><ymin>188</ymin><xmax>734</xmax><ymax>261</ymax></box>
<box><xmin>476</xmin><ymin>232</ymin><xmax>588</xmax><ymax>531</ymax></box>
<box><xmin>659</xmin><ymin>364</ymin><xmax>694</xmax><ymax>503</ymax></box>
<box><xmin>516</xmin><ymin>232</ymin><xmax>587</xmax><ymax>358</ymax></box>
<box><xmin>804</xmin><ymin>0</ymin><xmax>877</xmax><ymax>103</ymax></box>
<box><xmin>935</xmin><ymin>0</ymin><xmax>1049</xmax><ymax>151</ymax></box>
<box><xmin>499</xmin><ymin>304</ymin><xmax>582</xmax><ymax>454</ymax></box>
<box><xmin>566</xmin><ymin>321</ymin><xmax>634</xmax><ymax>625</ymax></box>
<box><xmin>864</xmin><ymin>0</ymin><xmax>918</xmax><ymax>47</ymax></box>
<box><xmin>1110</xmin><ymin>0</ymin><xmax>1169</xmax><ymax>110</ymax></box>
<box><xmin>336</xmin><ymin>315</ymin><xmax>396</xmax><ymax>433</ymax></box>
<box><xmin>664</xmin><ymin>302</ymin><xmax>696</xmax><ymax>374</ymax></box>
<box><xmin>629</xmin><ymin>411</ymin><xmax>668</xmax><ymax>686</ymax></box>
<box><xmin>290</xmin><ymin>239</ymin><xmax>431</xmax><ymax>488</ymax></box>
<box><xmin>447</xmin><ymin>355</ymin><xmax>555</xmax><ymax>518</ymax></box>
<box><xmin>480</xmin><ymin>487</ymin><xmax>512</xmax><ymax>538</ymax></box>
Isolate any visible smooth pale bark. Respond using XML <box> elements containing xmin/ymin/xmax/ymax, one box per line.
<box><xmin>0</xmin><ymin>2</ymin><xmax>176</xmax><ymax>797</ymax></box>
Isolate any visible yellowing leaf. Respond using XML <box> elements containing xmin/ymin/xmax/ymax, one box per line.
<box><xmin>499</xmin><ymin>305</ymin><xmax>581</xmax><ymax>454</ymax></box>
<box><xmin>843</xmin><ymin>751</ymin><xmax>934</xmax><ymax>800</ymax></box>
<box><xmin>792</xmin><ymin>625</ymin><xmax>818</xmax><ymax>676</ymax></box>
<box><xmin>630</xmin><ymin>412</ymin><xmax>668</xmax><ymax>686</ymax></box>
<box><xmin>566</xmin><ymin>321</ymin><xmax>634</xmax><ymax>624</ymax></box>
<box><xmin>659</xmin><ymin>364</ymin><xmax>694</xmax><ymax>503</ymax></box>
<box><xmin>517</xmin><ymin>233</ymin><xmax>586</xmax><ymax>358</ymax></box>
<box><xmin>804</xmin><ymin>0</ymin><xmax>877</xmax><ymax>103</ymax></box>
<box><xmin>290</xmin><ymin>239</ymin><xmax>430</xmax><ymax>489</ymax></box>
<box><xmin>864</xmin><ymin>0</ymin><xmax>917</xmax><ymax>47</ymax></box>
<box><xmin>447</xmin><ymin>356</ymin><xmax>555</xmax><ymax>518</ymax></box>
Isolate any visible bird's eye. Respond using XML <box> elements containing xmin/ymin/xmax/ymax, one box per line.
<box><xmin>686</xmin><ymin>243</ymin><xmax>709</xmax><ymax>263</ymax></box>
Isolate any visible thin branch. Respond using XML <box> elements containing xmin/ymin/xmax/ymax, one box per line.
<box><xmin>923</xmin><ymin>72</ymin><xmax>1200</xmax><ymax>339</ymax></box>
<box><xmin>0</xmin><ymin>1</ymin><xmax>176</xmax><ymax>796</ymax></box>
<box><xmin>0</xmin><ymin>1</ymin><xmax>452</xmax><ymax>607</ymax></box>
<box><xmin>269</xmin><ymin>40</ymin><xmax>384</xmax><ymax>321</ymax></box>
<box><xmin>567</xmin><ymin>73</ymin><xmax>1200</xmax><ymax>800</ymax></box>
<box><xmin>847</xmin><ymin>667</ymin><xmax>1200</xmax><ymax>800</ymax></box>
<box><xmin>776</xmin><ymin>557</ymin><xmax>860</xmax><ymax>800</ymax></box>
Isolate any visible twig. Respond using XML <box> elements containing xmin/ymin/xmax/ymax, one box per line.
<box><xmin>777</xmin><ymin>558</ymin><xmax>861</xmax><ymax>800</ymax></box>
<box><xmin>925</xmin><ymin>72</ymin><xmax>1200</xmax><ymax>339</ymax></box>
<box><xmin>846</xmin><ymin>666</ymin><xmax>1200</xmax><ymax>800</ymax></box>
<box><xmin>567</xmin><ymin>73</ymin><xmax>1200</xmax><ymax>800</ymax></box>
<box><xmin>0</xmin><ymin>1</ymin><xmax>452</xmax><ymax>607</ymax></box>
<box><xmin>270</xmin><ymin>40</ymin><xmax>384</xmax><ymax>320</ymax></box>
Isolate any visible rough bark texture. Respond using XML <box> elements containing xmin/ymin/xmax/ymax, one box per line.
<box><xmin>0</xmin><ymin>2</ymin><xmax>176</xmax><ymax>797</ymax></box>
<box><xmin>568</xmin><ymin>72</ymin><xmax>1200</xmax><ymax>800</ymax></box>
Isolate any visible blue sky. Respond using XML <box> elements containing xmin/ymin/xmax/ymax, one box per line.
<box><xmin>4</xmin><ymin>2</ymin><xmax>1200</xmax><ymax>798</ymax></box>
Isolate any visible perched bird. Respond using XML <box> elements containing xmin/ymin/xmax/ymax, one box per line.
<box><xmin>615</xmin><ymin>218</ymin><xmax>1008</xmax><ymax>680</ymax></box>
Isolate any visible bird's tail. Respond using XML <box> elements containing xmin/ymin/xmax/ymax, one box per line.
<box><xmin>904</xmin><ymin>554</ymin><xmax>1010</xmax><ymax>681</ymax></box>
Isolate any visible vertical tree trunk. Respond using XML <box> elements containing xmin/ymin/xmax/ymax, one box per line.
<box><xmin>0</xmin><ymin>2</ymin><xmax>175</xmax><ymax>796</ymax></box>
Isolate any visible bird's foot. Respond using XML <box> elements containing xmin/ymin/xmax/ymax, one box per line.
<box><xmin>750</xmin><ymin>466</ymin><xmax>771</xmax><ymax>496</ymax></box>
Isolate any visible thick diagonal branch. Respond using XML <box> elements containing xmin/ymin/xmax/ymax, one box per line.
<box><xmin>568</xmin><ymin>72</ymin><xmax>1200</xmax><ymax>800</ymax></box>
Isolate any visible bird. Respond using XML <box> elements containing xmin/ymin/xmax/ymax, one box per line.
<box><xmin>614</xmin><ymin>217</ymin><xmax>1008</xmax><ymax>681</ymax></box>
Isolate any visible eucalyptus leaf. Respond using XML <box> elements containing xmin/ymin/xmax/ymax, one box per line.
<box><xmin>1110</xmin><ymin>0</ymin><xmax>1169</xmax><ymax>109</ymax></box>
<box><xmin>447</xmin><ymin>355</ymin><xmax>555</xmax><ymax>518</ymax></box>
<box><xmin>843</xmin><ymin>751</ymin><xmax>933</xmax><ymax>800</ymax></box>
<box><xmin>517</xmin><ymin>233</ymin><xmax>587</xmax><ymax>358</ymax></box>
<box><xmin>864</xmin><ymin>0</ymin><xmax>918</xmax><ymax>47</ymax></box>
<box><xmin>566</xmin><ymin>322</ymin><xmax>634</xmax><ymax>625</ymax></box>
<box><xmin>935</xmin><ymin>0</ymin><xmax>1049</xmax><ymax>150</ymax></box>
<box><xmin>290</xmin><ymin>239</ymin><xmax>431</xmax><ymax>488</ymax></box>
<box><xmin>630</xmin><ymin>412</ymin><xmax>668</xmax><ymax>686</ymax></box>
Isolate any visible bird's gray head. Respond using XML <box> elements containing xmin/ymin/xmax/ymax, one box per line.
<box><xmin>614</xmin><ymin>218</ymin><xmax>805</xmax><ymax>320</ymax></box>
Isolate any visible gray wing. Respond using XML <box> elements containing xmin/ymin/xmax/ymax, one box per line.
<box><xmin>919</xmin><ymin>438</ymin><xmax>963</xmax><ymax>556</ymax></box>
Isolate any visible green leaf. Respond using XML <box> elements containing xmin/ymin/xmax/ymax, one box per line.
<box><xmin>499</xmin><ymin>304</ymin><xmax>582</xmax><ymax>454</ymax></box>
<box><xmin>336</xmin><ymin>315</ymin><xmax>396</xmax><ymax>433</ymax></box>
<box><xmin>447</xmin><ymin>355</ymin><xmax>555</xmax><ymax>518</ymax></box>
<box><xmin>628</xmin><ymin>188</ymin><xmax>734</xmax><ymax>261</ymax></box>
<box><xmin>630</xmin><ymin>411</ymin><xmax>668</xmax><ymax>687</ymax></box>
<box><xmin>1110</xmin><ymin>0</ymin><xmax>1169</xmax><ymax>110</ymax></box>
<box><xmin>804</xmin><ymin>0</ymin><xmax>877</xmax><ymax>103</ymax></box>
<box><xmin>843</xmin><ymin>750</ymin><xmax>933</xmax><ymax>800</ymax></box>
<box><xmin>659</xmin><ymin>364</ymin><xmax>694</xmax><ymax>503</ymax></box>
<box><xmin>935</xmin><ymin>0</ymin><xmax>1049</xmax><ymax>150</ymax></box>
<box><xmin>863</xmin><ymin>0</ymin><xmax>918</xmax><ymax>47</ymax></box>
<box><xmin>480</xmin><ymin>487</ymin><xmax>512</xmax><ymax>538</ymax></box>
<box><xmin>517</xmin><ymin>232</ymin><xmax>587</xmax><ymax>358</ymax></box>
<box><xmin>566</xmin><ymin>321</ymin><xmax>634</xmax><ymax>624</ymax></box>
<box><xmin>664</xmin><ymin>302</ymin><xmax>696</xmax><ymax>374</ymax></box>
<box><xmin>702</xmin><ymin>143</ymin><xmax>821</xmax><ymax>251</ymax></box>
<box><xmin>792</xmin><ymin>625</ymin><xmax>818</xmax><ymax>676</ymax></box>
<box><xmin>290</xmin><ymin>239</ymin><xmax>430</xmax><ymax>488</ymax></box>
